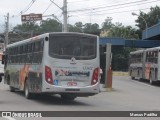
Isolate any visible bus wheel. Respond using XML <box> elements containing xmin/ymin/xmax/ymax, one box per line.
<box><xmin>25</xmin><ymin>81</ymin><xmax>33</xmax><ymax>99</ymax></box>
<box><xmin>9</xmin><ymin>86</ymin><xmax>15</xmax><ymax>92</ymax></box>
<box><xmin>61</xmin><ymin>95</ymin><xmax>76</xmax><ymax>101</ymax></box>
<box><xmin>0</xmin><ymin>76</ymin><xmax>2</xmax><ymax>82</ymax></box>
<box><xmin>131</xmin><ymin>76</ymin><xmax>135</xmax><ymax>80</ymax></box>
<box><xmin>149</xmin><ymin>74</ymin><xmax>154</xmax><ymax>85</ymax></box>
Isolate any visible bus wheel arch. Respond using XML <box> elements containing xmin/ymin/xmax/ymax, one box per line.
<box><xmin>7</xmin><ymin>75</ymin><xmax>15</xmax><ymax>92</ymax></box>
<box><xmin>137</xmin><ymin>69</ymin><xmax>141</xmax><ymax>81</ymax></box>
<box><xmin>149</xmin><ymin>72</ymin><xmax>154</xmax><ymax>85</ymax></box>
<box><xmin>130</xmin><ymin>70</ymin><xmax>135</xmax><ymax>80</ymax></box>
<box><xmin>7</xmin><ymin>75</ymin><xmax>10</xmax><ymax>85</ymax></box>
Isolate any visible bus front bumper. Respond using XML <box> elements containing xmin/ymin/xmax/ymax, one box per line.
<box><xmin>42</xmin><ymin>83</ymin><xmax>100</xmax><ymax>96</ymax></box>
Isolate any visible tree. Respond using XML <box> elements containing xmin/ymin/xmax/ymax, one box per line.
<box><xmin>83</xmin><ymin>23</ymin><xmax>101</xmax><ymax>35</ymax></box>
<box><xmin>68</xmin><ymin>22</ymin><xmax>83</xmax><ymax>32</ymax></box>
<box><xmin>108</xmin><ymin>22</ymin><xmax>138</xmax><ymax>39</ymax></box>
<box><xmin>106</xmin><ymin>22</ymin><xmax>138</xmax><ymax>71</ymax></box>
<box><xmin>39</xmin><ymin>19</ymin><xmax>62</xmax><ymax>33</ymax></box>
<box><xmin>135</xmin><ymin>6</ymin><xmax>160</xmax><ymax>38</ymax></box>
<box><xmin>75</xmin><ymin>22</ymin><xmax>83</xmax><ymax>32</ymax></box>
<box><xmin>102</xmin><ymin>17</ymin><xmax>113</xmax><ymax>30</ymax></box>
<box><xmin>13</xmin><ymin>22</ymin><xmax>39</xmax><ymax>34</ymax></box>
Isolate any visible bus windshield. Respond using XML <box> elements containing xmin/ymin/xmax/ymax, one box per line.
<box><xmin>49</xmin><ymin>34</ymin><xmax>97</xmax><ymax>60</ymax></box>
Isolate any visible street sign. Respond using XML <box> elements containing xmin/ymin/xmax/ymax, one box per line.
<box><xmin>21</xmin><ymin>14</ymin><xmax>42</xmax><ymax>22</ymax></box>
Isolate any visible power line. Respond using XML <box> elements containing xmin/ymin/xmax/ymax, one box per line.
<box><xmin>42</xmin><ymin>1</ymin><xmax>62</xmax><ymax>18</ymax></box>
<box><xmin>50</xmin><ymin>0</ymin><xmax>62</xmax><ymax>10</ymax></box>
<box><xmin>14</xmin><ymin>0</ymin><xmax>36</xmax><ymax>17</ymax></box>
<box><xmin>68</xmin><ymin>0</ymin><xmax>90</xmax><ymax>4</ymax></box>
<box><xmin>88</xmin><ymin>7</ymin><xmax>150</xmax><ymax>16</ymax></box>
<box><xmin>69</xmin><ymin>0</ymin><xmax>160</xmax><ymax>16</ymax></box>
<box><xmin>22</xmin><ymin>0</ymin><xmax>36</xmax><ymax>13</ymax></box>
<box><xmin>43</xmin><ymin>2</ymin><xmax>53</xmax><ymax>15</ymax></box>
<box><xmin>89</xmin><ymin>0</ymin><xmax>160</xmax><ymax>15</ymax></box>
<box><xmin>68</xmin><ymin>0</ymin><xmax>155</xmax><ymax>13</ymax></box>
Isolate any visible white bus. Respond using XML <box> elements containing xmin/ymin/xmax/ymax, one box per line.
<box><xmin>3</xmin><ymin>32</ymin><xmax>100</xmax><ymax>100</ymax></box>
<box><xmin>129</xmin><ymin>47</ymin><xmax>160</xmax><ymax>84</ymax></box>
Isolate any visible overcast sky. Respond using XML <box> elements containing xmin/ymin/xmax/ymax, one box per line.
<box><xmin>0</xmin><ymin>0</ymin><xmax>160</xmax><ymax>32</ymax></box>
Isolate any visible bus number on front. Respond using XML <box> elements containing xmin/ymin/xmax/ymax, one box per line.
<box><xmin>83</xmin><ymin>66</ymin><xmax>93</xmax><ymax>70</ymax></box>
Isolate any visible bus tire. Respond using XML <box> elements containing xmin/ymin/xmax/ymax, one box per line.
<box><xmin>24</xmin><ymin>80</ymin><xmax>33</xmax><ymax>99</ymax></box>
<box><xmin>137</xmin><ymin>70</ymin><xmax>141</xmax><ymax>81</ymax></box>
<box><xmin>131</xmin><ymin>76</ymin><xmax>135</xmax><ymax>80</ymax></box>
<box><xmin>149</xmin><ymin>73</ymin><xmax>154</xmax><ymax>85</ymax></box>
<box><xmin>130</xmin><ymin>70</ymin><xmax>135</xmax><ymax>80</ymax></box>
<box><xmin>7</xmin><ymin>75</ymin><xmax>10</xmax><ymax>85</ymax></box>
<box><xmin>9</xmin><ymin>86</ymin><xmax>15</xmax><ymax>92</ymax></box>
<box><xmin>0</xmin><ymin>76</ymin><xmax>2</xmax><ymax>82</ymax></box>
<box><xmin>61</xmin><ymin>95</ymin><xmax>76</xmax><ymax>101</ymax></box>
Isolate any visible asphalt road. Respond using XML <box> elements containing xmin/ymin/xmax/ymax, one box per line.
<box><xmin>0</xmin><ymin>76</ymin><xmax>160</xmax><ymax>120</ymax></box>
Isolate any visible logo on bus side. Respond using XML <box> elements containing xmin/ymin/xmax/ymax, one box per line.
<box><xmin>70</xmin><ymin>57</ymin><xmax>76</xmax><ymax>64</ymax></box>
<box><xmin>55</xmin><ymin>69</ymin><xmax>90</xmax><ymax>77</ymax></box>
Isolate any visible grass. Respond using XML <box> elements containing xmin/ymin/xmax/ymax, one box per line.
<box><xmin>112</xmin><ymin>71</ymin><xmax>129</xmax><ymax>76</ymax></box>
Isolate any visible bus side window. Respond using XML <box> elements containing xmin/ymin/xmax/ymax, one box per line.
<box><xmin>41</xmin><ymin>40</ymin><xmax>44</xmax><ymax>51</ymax></box>
<box><xmin>32</xmin><ymin>43</ymin><xmax>35</xmax><ymax>52</ymax></box>
<box><xmin>27</xmin><ymin>43</ymin><xmax>32</xmax><ymax>63</ymax></box>
<box><xmin>155</xmin><ymin>51</ymin><xmax>158</xmax><ymax>63</ymax></box>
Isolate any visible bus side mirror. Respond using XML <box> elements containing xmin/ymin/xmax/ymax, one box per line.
<box><xmin>2</xmin><ymin>54</ymin><xmax>5</xmax><ymax>64</ymax></box>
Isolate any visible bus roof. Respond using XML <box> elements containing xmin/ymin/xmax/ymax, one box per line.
<box><xmin>130</xmin><ymin>49</ymin><xmax>144</xmax><ymax>54</ymax></box>
<box><xmin>7</xmin><ymin>33</ymin><xmax>49</xmax><ymax>48</ymax></box>
<box><xmin>7</xmin><ymin>32</ymin><xmax>98</xmax><ymax>48</ymax></box>
<box><xmin>145</xmin><ymin>46</ymin><xmax>160</xmax><ymax>51</ymax></box>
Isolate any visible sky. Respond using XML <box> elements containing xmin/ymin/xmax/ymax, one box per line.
<box><xmin>0</xmin><ymin>0</ymin><xmax>160</xmax><ymax>32</ymax></box>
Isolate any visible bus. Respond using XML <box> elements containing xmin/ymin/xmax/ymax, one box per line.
<box><xmin>129</xmin><ymin>47</ymin><xmax>160</xmax><ymax>84</ymax></box>
<box><xmin>3</xmin><ymin>32</ymin><xmax>100</xmax><ymax>100</ymax></box>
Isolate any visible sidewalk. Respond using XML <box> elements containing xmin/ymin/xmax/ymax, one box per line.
<box><xmin>99</xmin><ymin>84</ymin><xmax>112</xmax><ymax>92</ymax></box>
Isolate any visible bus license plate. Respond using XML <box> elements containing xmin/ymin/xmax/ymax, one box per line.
<box><xmin>67</xmin><ymin>82</ymin><xmax>77</xmax><ymax>86</ymax></box>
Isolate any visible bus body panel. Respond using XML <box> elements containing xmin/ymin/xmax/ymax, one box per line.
<box><xmin>41</xmin><ymin>33</ymin><xmax>100</xmax><ymax>95</ymax></box>
<box><xmin>42</xmin><ymin>58</ymin><xmax>100</xmax><ymax>94</ymax></box>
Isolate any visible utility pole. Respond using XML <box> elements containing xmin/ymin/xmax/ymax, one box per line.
<box><xmin>104</xmin><ymin>43</ymin><xmax>112</xmax><ymax>90</ymax></box>
<box><xmin>63</xmin><ymin>0</ymin><xmax>68</xmax><ymax>32</ymax></box>
<box><xmin>50</xmin><ymin>0</ymin><xmax>68</xmax><ymax>32</ymax></box>
<box><xmin>5</xmin><ymin>13</ymin><xmax>9</xmax><ymax>49</ymax></box>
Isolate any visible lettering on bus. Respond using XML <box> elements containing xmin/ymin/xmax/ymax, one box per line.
<box><xmin>55</xmin><ymin>69</ymin><xmax>90</xmax><ymax>77</ymax></box>
<box><xmin>83</xmin><ymin>66</ymin><xmax>93</xmax><ymax>70</ymax></box>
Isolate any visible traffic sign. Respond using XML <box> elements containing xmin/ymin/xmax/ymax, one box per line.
<box><xmin>21</xmin><ymin>14</ymin><xmax>42</xmax><ymax>22</ymax></box>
